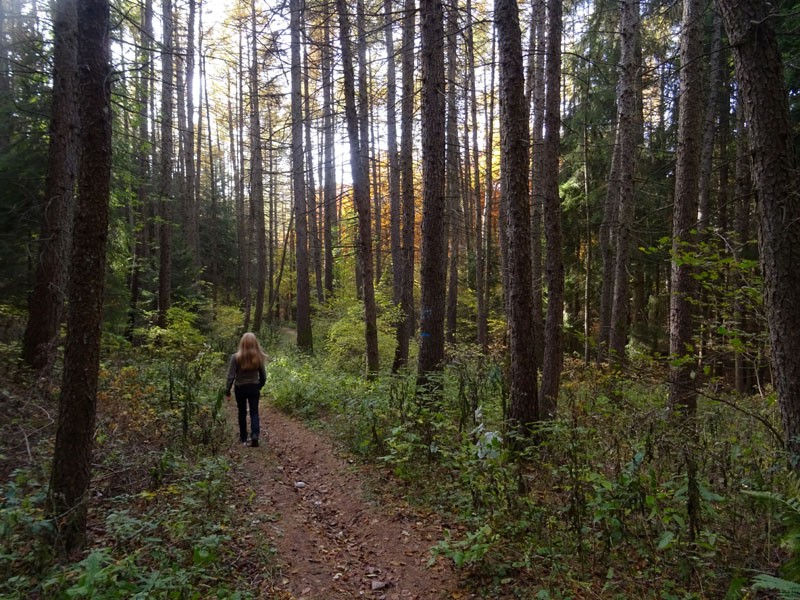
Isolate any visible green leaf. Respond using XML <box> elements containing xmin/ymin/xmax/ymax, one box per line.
<box><xmin>453</xmin><ymin>550</ymin><xmax>466</xmax><ymax>568</ymax></box>
<box><xmin>699</xmin><ymin>485</ymin><xmax>725</xmax><ymax>503</ymax></box>
<box><xmin>656</xmin><ymin>530</ymin><xmax>675</xmax><ymax>551</ymax></box>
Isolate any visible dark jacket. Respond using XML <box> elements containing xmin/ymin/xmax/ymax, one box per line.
<box><xmin>225</xmin><ymin>354</ymin><xmax>266</xmax><ymax>395</ymax></box>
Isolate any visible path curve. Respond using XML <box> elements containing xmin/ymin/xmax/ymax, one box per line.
<box><xmin>229</xmin><ymin>404</ymin><xmax>469</xmax><ymax>600</ymax></box>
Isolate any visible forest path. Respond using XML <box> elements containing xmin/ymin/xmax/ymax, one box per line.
<box><xmin>227</xmin><ymin>403</ymin><xmax>470</xmax><ymax>600</ymax></box>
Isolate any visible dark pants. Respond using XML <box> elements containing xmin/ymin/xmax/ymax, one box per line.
<box><xmin>234</xmin><ymin>383</ymin><xmax>261</xmax><ymax>442</ymax></box>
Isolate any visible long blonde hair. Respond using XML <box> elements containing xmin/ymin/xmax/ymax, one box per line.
<box><xmin>235</xmin><ymin>332</ymin><xmax>266</xmax><ymax>370</ymax></box>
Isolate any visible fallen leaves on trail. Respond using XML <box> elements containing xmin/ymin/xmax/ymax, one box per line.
<box><xmin>227</xmin><ymin>404</ymin><xmax>472</xmax><ymax>600</ymax></box>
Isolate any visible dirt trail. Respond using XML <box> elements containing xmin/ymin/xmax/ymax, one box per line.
<box><xmin>229</xmin><ymin>404</ymin><xmax>470</xmax><ymax>600</ymax></box>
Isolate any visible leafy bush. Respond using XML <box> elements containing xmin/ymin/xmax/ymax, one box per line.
<box><xmin>133</xmin><ymin>305</ymin><xmax>206</xmax><ymax>360</ymax></box>
<box><xmin>205</xmin><ymin>304</ymin><xmax>244</xmax><ymax>352</ymax></box>
<box><xmin>0</xmin><ymin>457</ymin><xmax>265</xmax><ymax>599</ymax></box>
<box><xmin>264</xmin><ymin>341</ymin><xmax>789</xmax><ymax>597</ymax></box>
<box><xmin>313</xmin><ymin>293</ymin><xmax>402</xmax><ymax>374</ymax></box>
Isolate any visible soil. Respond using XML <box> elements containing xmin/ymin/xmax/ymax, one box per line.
<box><xmin>228</xmin><ymin>404</ymin><xmax>472</xmax><ymax>600</ymax></box>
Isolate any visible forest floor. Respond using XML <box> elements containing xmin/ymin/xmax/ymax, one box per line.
<box><xmin>226</xmin><ymin>402</ymin><xmax>472</xmax><ymax>600</ymax></box>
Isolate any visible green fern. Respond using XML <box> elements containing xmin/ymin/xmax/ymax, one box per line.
<box><xmin>745</xmin><ymin>486</ymin><xmax>800</xmax><ymax>587</ymax></box>
<box><xmin>751</xmin><ymin>574</ymin><xmax>800</xmax><ymax>599</ymax></box>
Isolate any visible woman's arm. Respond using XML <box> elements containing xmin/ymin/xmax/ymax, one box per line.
<box><xmin>225</xmin><ymin>355</ymin><xmax>237</xmax><ymax>395</ymax></box>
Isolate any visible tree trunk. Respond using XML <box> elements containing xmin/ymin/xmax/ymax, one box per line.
<box><xmin>466</xmin><ymin>0</ymin><xmax>486</xmax><ymax>351</ymax></box>
<box><xmin>460</xmin><ymin>70</ymin><xmax>474</xmax><ymax>263</ymax></box>
<box><xmin>393</xmin><ymin>0</ymin><xmax>416</xmax><ymax>371</ymax></box>
<box><xmin>337</xmin><ymin>0</ymin><xmax>380</xmax><ymax>373</ymax></box>
<box><xmin>697</xmin><ymin>9</ymin><xmax>722</xmax><ymax>233</ymax></box>
<box><xmin>670</xmin><ymin>0</ymin><xmax>704</xmax><ymax>541</ymax></box>
<box><xmin>303</xmin><ymin>22</ymin><xmax>323</xmax><ymax>304</ymax></box>
<box><xmin>717</xmin><ymin>55</ymin><xmax>730</xmax><ymax>238</ymax></box>
<box><xmin>267</xmin><ymin>106</ymin><xmax>277</xmax><ymax>322</ymax></box>
<box><xmin>48</xmin><ymin>0</ymin><xmax>111</xmax><ymax>555</ymax></box>
<box><xmin>322</xmin><ymin>6</ymin><xmax>336</xmax><ymax>297</ymax></box>
<box><xmin>597</xmin><ymin>139</ymin><xmax>619</xmax><ymax>363</ymax></box>
<box><xmin>371</xmin><ymin>82</ymin><xmax>383</xmax><ymax>285</ymax></box>
<box><xmin>608</xmin><ymin>0</ymin><xmax>639</xmax><ymax>367</ymax></box>
<box><xmin>733</xmin><ymin>96</ymin><xmax>751</xmax><ymax>394</ymax></box>
<box><xmin>227</xmin><ymin>68</ymin><xmax>244</xmax><ymax>309</ymax></box>
<box><xmin>127</xmin><ymin>0</ymin><xmax>152</xmax><ymax>339</ymax></box>
<box><xmin>483</xmin><ymin>34</ymin><xmax>496</xmax><ymax>353</ymax></box>
<box><xmin>22</xmin><ymin>0</ymin><xmax>77</xmax><ymax>370</ymax></box>
<box><xmin>696</xmin><ymin>8</ymin><xmax>724</xmax><ymax>370</ymax></box>
<box><xmin>583</xmin><ymin>98</ymin><xmax>591</xmax><ymax>365</ymax></box>
<box><xmin>156</xmin><ymin>0</ymin><xmax>173</xmax><ymax>328</ymax></box>
<box><xmin>251</xmin><ymin>0</ymin><xmax>266</xmax><ymax>331</ymax></box>
<box><xmin>718</xmin><ymin>0</ymin><xmax>800</xmax><ymax>463</ymax></box>
<box><xmin>445</xmin><ymin>0</ymin><xmax>461</xmax><ymax>345</ymax></box>
<box><xmin>202</xmin><ymin>52</ymin><xmax>218</xmax><ymax>301</ymax></box>
<box><xmin>291</xmin><ymin>0</ymin><xmax>313</xmax><ymax>350</ymax></box>
<box><xmin>353</xmin><ymin>0</ymin><xmax>371</xmax><ymax>302</ymax></box>
<box><xmin>238</xmin><ymin>26</ymin><xmax>251</xmax><ymax>330</ymax></box>
<box><xmin>183</xmin><ymin>0</ymin><xmax>198</xmax><ymax>261</ymax></box>
<box><xmin>0</xmin><ymin>0</ymin><xmax>10</xmax><ymax>154</ymax></box>
<box><xmin>539</xmin><ymin>0</ymin><xmax>565</xmax><ymax>417</ymax></box>
<box><xmin>496</xmin><ymin>0</ymin><xmax>537</xmax><ymax>428</ymax></box>
<box><xmin>529</xmin><ymin>0</ymin><xmax>545</xmax><ymax>370</ymax></box>
<box><xmin>670</xmin><ymin>0</ymin><xmax>703</xmax><ymax>412</ymax></box>
<box><xmin>416</xmin><ymin>0</ymin><xmax>447</xmax><ymax>383</ymax></box>
<box><xmin>385</xmin><ymin>0</ymin><xmax>401</xmax><ymax>306</ymax></box>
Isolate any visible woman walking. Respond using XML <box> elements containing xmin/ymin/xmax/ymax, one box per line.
<box><xmin>225</xmin><ymin>332</ymin><xmax>267</xmax><ymax>447</ymax></box>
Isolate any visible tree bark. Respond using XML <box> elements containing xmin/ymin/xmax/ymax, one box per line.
<box><xmin>48</xmin><ymin>0</ymin><xmax>111</xmax><ymax>555</ymax></box>
<box><xmin>539</xmin><ymin>0</ymin><xmax>565</xmax><ymax>417</ymax></box>
<box><xmin>303</xmin><ymin>20</ymin><xmax>323</xmax><ymax>304</ymax></box>
<box><xmin>529</xmin><ymin>0</ymin><xmax>545</xmax><ymax>370</ymax></box>
<box><xmin>670</xmin><ymin>0</ymin><xmax>704</xmax><ymax>541</ymax></box>
<box><xmin>496</xmin><ymin>0</ymin><xmax>537</xmax><ymax>428</ymax></box>
<box><xmin>337</xmin><ymin>0</ymin><xmax>379</xmax><ymax>373</ymax></box>
<box><xmin>670</xmin><ymin>0</ymin><xmax>703</xmax><ymax>412</ymax></box>
<box><xmin>292</xmin><ymin>0</ymin><xmax>313</xmax><ymax>350</ymax></box>
<box><xmin>583</xmin><ymin>95</ymin><xmax>591</xmax><ymax>365</ymax></box>
<box><xmin>385</xmin><ymin>0</ymin><xmax>401</xmax><ymax>306</ymax></box>
<box><xmin>22</xmin><ymin>0</ymin><xmax>77</xmax><ymax>370</ymax></box>
<box><xmin>0</xmin><ymin>0</ymin><xmax>10</xmax><ymax>154</ymax></box>
<box><xmin>466</xmin><ymin>0</ymin><xmax>486</xmax><ymax>351</ymax></box>
<box><xmin>322</xmin><ymin>6</ymin><xmax>336</xmax><ymax>297</ymax></box>
<box><xmin>483</xmin><ymin>34</ymin><xmax>496</xmax><ymax>352</ymax></box>
<box><xmin>156</xmin><ymin>0</ymin><xmax>173</xmax><ymax>328</ymax></box>
<box><xmin>127</xmin><ymin>0</ymin><xmax>152</xmax><ymax>339</ymax></box>
<box><xmin>251</xmin><ymin>0</ymin><xmax>267</xmax><ymax>331</ymax></box>
<box><xmin>445</xmin><ymin>0</ymin><xmax>461</xmax><ymax>345</ymax></box>
<box><xmin>237</xmin><ymin>26</ymin><xmax>251</xmax><ymax>330</ymax></box>
<box><xmin>371</xmin><ymin>83</ymin><xmax>383</xmax><ymax>284</ymax></box>
<box><xmin>183</xmin><ymin>0</ymin><xmax>198</xmax><ymax>261</ymax></box>
<box><xmin>393</xmin><ymin>0</ymin><xmax>416</xmax><ymax>371</ymax></box>
<box><xmin>718</xmin><ymin>0</ymin><xmax>800</xmax><ymax>463</ymax></box>
<box><xmin>608</xmin><ymin>0</ymin><xmax>639</xmax><ymax>367</ymax></box>
<box><xmin>202</xmin><ymin>51</ymin><xmax>219</xmax><ymax>301</ymax></box>
<box><xmin>227</xmin><ymin>68</ymin><xmax>244</xmax><ymax>309</ymax></box>
<box><xmin>267</xmin><ymin>106</ymin><xmax>277</xmax><ymax>322</ymax></box>
<box><xmin>597</xmin><ymin>139</ymin><xmax>619</xmax><ymax>363</ymax></box>
<box><xmin>732</xmin><ymin>95</ymin><xmax>751</xmax><ymax>394</ymax></box>
<box><xmin>697</xmin><ymin>9</ymin><xmax>722</xmax><ymax>234</ymax></box>
<box><xmin>416</xmin><ymin>0</ymin><xmax>447</xmax><ymax>383</ymax></box>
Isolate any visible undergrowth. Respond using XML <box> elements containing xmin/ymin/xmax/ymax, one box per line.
<box><xmin>0</xmin><ymin>304</ymin><xmax>274</xmax><ymax>599</ymax></box>
<box><xmin>266</xmin><ymin>339</ymin><xmax>790</xmax><ymax>599</ymax></box>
